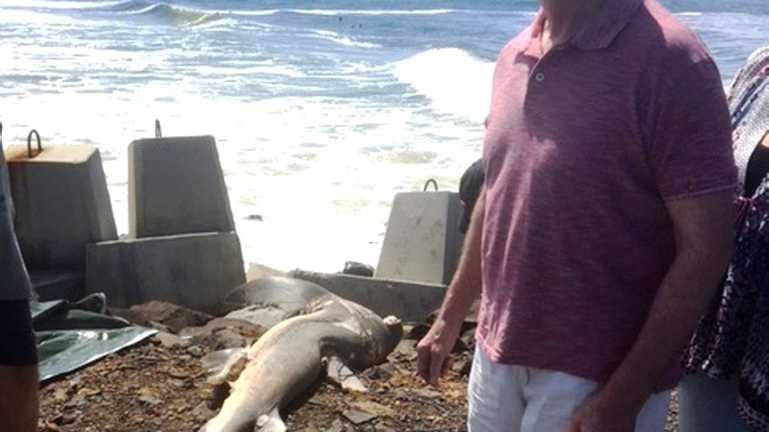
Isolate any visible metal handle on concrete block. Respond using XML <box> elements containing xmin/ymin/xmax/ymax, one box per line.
<box><xmin>155</xmin><ymin>119</ymin><xmax>162</xmax><ymax>138</ymax></box>
<box><xmin>423</xmin><ymin>179</ymin><xmax>439</xmax><ymax>192</ymax></box>
<box><xmin>27</xmin><ymin>130</ymin><xmax>42</xmax><ymax>158</ymax></box>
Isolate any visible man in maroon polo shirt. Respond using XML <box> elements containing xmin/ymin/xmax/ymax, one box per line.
<box><xmin>416</xmin><ymin>0</ymin><xmax>737</xmax><ymax>431</ymax></box>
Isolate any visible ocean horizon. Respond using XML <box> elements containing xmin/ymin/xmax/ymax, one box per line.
<box><xmin>1</xmin><ymin>0</ymin><xmax>768</xmax><ymax>272</ymax></box>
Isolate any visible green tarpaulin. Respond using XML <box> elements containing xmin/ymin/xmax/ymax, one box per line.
<box><xmin>31</xmin><ymin>299</ymin><xmax>157</xmax><ymax>383</ymax></box>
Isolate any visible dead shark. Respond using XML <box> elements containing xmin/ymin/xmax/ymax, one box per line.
<box><xmin>200</xmin><ymin>276</ymin><xmax>403</xmax><ymax>432</ymax></box>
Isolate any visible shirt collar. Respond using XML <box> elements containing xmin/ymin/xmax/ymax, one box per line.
<box><xmin>529</xmin><ymin>0</ymin><xmax>644</xmax><ymax>51</ymax></box>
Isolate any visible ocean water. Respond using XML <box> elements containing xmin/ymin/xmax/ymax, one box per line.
<box><xmin>1</xmin><ymin>0</ymin><xmax>767</xmax><ymax>272</ymax></box>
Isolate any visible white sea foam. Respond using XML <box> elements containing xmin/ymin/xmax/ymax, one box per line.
<box><xmin>226</xmin><ymin>9</ymin><xmax>281</xmax><ymax>16</ymax></box>
<box><xmin>392</xmin><ymin>48</ymin><xmax>495</xmax><ymax>123</ymax></box>
<box><xmin>311</xmin><ymin>30</ymin><xmax>380</xmax><ymax>49</ymax></box>
<box><xmin>0</xmin><ymin>0</ymin><xmax>124</xmax><ymax>9</ymax></box>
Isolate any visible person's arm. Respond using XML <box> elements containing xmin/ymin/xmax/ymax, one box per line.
<box><xmin>416</xmin><ymin>189</ymin><xmax>485</xmax><ymax>386</ymax></box>
<box><xmin>571</xmin><ymin>190</ymin><xmax>734</xmax><ymax>431</ymax></box>
<box><xmin>0</xmin><ymin>365</ymin><xmax>39</xmax><ymax>432</ymax></box>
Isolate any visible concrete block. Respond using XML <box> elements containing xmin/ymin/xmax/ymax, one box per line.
<box><xmin>6</xmin><ymin>144</ymin><xmax>117</xmax><ymax>271</ymax></box>
<box><xmin>376</xmin><ymin>192</ymin><xmax>464</xmax><ymax>285</ymax></box>
<box><xmin>129</xmin><ymin>135</ymin><xmax>234</xmax><ymax>238</ymax></box>
<box><xmin>290</xmin><ymin>269</ymin><xmax>446</xmax><ymax>323</ymax></box>
<box><xmin>0</xmin><ymin>141</ymin><xmax>12</xmax><ymax>216</ymax></box>
<box><xmin>85</xmin><ymin>232</ymin><xmax>245</xmax><ymax>314</ymax></box>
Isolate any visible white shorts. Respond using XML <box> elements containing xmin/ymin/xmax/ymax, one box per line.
<box><xmin>468</xmin><ymin>346</ymin><xmax>671</xmax><ymax>432</ymax></box>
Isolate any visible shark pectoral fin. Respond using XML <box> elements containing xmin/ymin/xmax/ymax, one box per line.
<box><xmin>201</xmin><ymin>347</ymin><xmax>247</xmax><ymax>385</ymax></box>
<box><xmin>255</xmin><ymin>409</ymin><xmax>286</xmax><ymax>432</ymax></box>
<box><xmin>325</xmin><ymin>356</ymin><xmax>368</xmax><ymax>393</ymax></box>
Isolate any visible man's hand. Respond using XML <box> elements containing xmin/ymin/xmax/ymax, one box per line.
<box><xmin>416</xmin><ymin>190</ymin><xmax>484</xmax><ymax>386</ymax></box>
<box><xmin>569</xmin><ymin>390</ymin><xmax>640</xmax><ymax>432</ymax></box>
<box><xmin>416</xmin><ymin>316</ymin><xmax>463</xmax><ymax>386</ymax></box>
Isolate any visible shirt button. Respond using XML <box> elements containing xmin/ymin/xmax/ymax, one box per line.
<box><xmin>535</xmin><ymin>72</ymin><xmax>545</xmax><ymax>82</ymax></box>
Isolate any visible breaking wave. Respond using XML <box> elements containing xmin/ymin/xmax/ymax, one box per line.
<box><xmin>121</xmin><ymin>2</ymin><xmax>227</xmax><ymax>27</ymax></box>
<box><xmin>289</xmin><ymin>9</ymin><xmax>455</xmax><ymax>16</ymax></box>
<box><xmin>109</xmin><ymin>1</ymin><xmax>453</xmax><ymax>22</ymax></box>
<box><xmin>392</xmin><ymin>48</ymin><xmax>495</xmax><ymax>122</ymax></box>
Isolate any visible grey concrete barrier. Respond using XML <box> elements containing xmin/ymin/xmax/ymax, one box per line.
<box><xmin>375</xmin><ymin>191</ymin><xmax>464</xmax><ymax>285</ymax></box>
<box><xmin>290</xmin><ymin>269</ymin><xmax>446</xmax><ymax>323</ymax></box>
<box><xmin>128</xmin><ymin>135</ymin><xmax>234</xmax><ymax>238</ymax></box>
<box><xmin>5</xmin><ymin>144</ymin><xmax>117</xmax><ymax>271</ymax></box>
<box><xmin>85</xmin><ymin>232</ymin><xmax>245</xmax><ymax>314</ymax></box>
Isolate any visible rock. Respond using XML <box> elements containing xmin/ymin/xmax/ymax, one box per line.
<box><xmin>193</xmin><ymin>401</ymin><xmax>216</xmax><ymax>421</ymax></box>
<box><xmin>451</xmin><ymin>356</ymin><xmax>472</xmax><ymax>376</ymax></box>
<box><xmin>166</xmin><ymin>367</ymin><xmax>190</xmax><ymax>379</ymax></box>
<box><xmin>180</xmin><ymin>318</ymin><xmax>266</xmax><ymax>350</ymax></box>
<box><xmin>207</xmin><ymin>329</ymin><xmax>247</xmax><ymax>350</ymax></box>
<box><xmin>61</xmin><ymin>412</ymin><xmax>79</xmax><ymax>425</ymax></box>
<box><xmin>64</xmin><ymin>394</ymin><xmax>85</xmax><ymax>409</ymax></box>
<box><xmin>138</xmin><ymin>388</ymin><xmax>162</xmax><ymax>406</ymax></box>
<box><xmin>325</xmin><ymin>419</ymin><xmax>347</xmax><ymax>432</ymax></box>
<box><xmin>394</xmin><ymin>340</ymin><xmax>417</xmax><ymax>360</ymax></box>
<box><xmin>459</xmin><ymin>327</ymin><xmax>476</xmax><ymax>352</ymax></box>
<box><xmin>125</xmin><ymin>301</ymin><xmax>213</xmax><ymax>333</ymax></box>
<box><xmin>52</xmin><ymin>386</ymin><xmax>70</xmax><ymax>403</ymax></box>
<box><xmin>79</xmin><ymin>387</ymin><xmax>102</xmax><ymax>398</ymax></box>
<box><xmin>374</xmin><ymin>423</ymin><xmax>395</xmax><ymax>432</ymax></box>
<box><xmin>153</xmin><ymin>331</ymin><xmax>187</xmax><ymax>348</ymax></box>
<box><xmin>365</xmin><ymin>364</ymin><xmax>394</xmax><ymax>381</ymax></box>
<box><xmin>405</xmin><ymin>323</ymin><xmax>429</xmax><ymax>341</ymax></box>
<box><xmin>341</xmin><ymin>261</ymin><xmax>374</xmax><ymax>277</ymax></box>
<box><xmin>147</xmin><ymin>320</ymin><xmax>174</xmax><ymax>333</ymax></box>
<box><xmin>352</xmin><ymin>401</ymin><xmax>394</xmax><ymax>417</ymax></box>
<box><xmin>407</xmin><ymin>324</ymin><xmax>472</xmax><ymax>353</ymax></box>
<box><xmin>412</xmin><ymin>387</ymin><xmax>442</xmax><ymax>399</ymax></box>
<box><xmin>183</xmin><ymin>317</ymin><xmax>266</xmax><ymax>338</ymax></box>
<box><xmin>40</xmin><ymin>422</ymin><xmax>64</xmax><ymax>432</ymax></box>
<box><xmin>342</xmin><ymin>409</ymin><xmax>377</xmax><ymax>425</ymax></box>
<box><xmin>186</xmin><ymin>345</ymin><xmax>204</xmax><ymax>357</ymax></box>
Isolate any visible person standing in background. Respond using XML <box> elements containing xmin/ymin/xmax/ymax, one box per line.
<box><xmin>680</xmin><ymin>44</ymin><xmax>769</xmax><ymax>432</ymax></box>
<box><xmin>458</xmin><ymin>159</ymin><xmax>484</xmax><ymax>236</ymax></box>
<box><xmin>0</xmin><ymin>126</ymin><xmax>40</xmax><ymax>432</ymax></box>
<box><xmin>415</xmin><ymin>0</ymin><xmax>738</xmax><ymax>430</ymax></box>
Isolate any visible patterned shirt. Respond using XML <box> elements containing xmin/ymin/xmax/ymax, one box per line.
<box><xmin>683</xmin><ymin>46</ymin><xmax>769</xmax><ymax>430</ymax></box>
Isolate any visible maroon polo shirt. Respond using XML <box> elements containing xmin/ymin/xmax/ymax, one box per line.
<box><xmin>477</xmin><ymin>0</ymin><xmax>737</xmax><ymax>389</ymax></box>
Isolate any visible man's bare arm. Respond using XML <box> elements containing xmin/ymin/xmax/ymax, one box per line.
<box><xmin>586</xmin><ymin>190</ymin><xmax>735</xmax><ymax>413</ymax></box>
<box><xmin>0</xmin><ymin>366</ymin><xmax>39</xmax><ymax>432</ymax></box>
<box><xmin>416</xmin><ymin>189</ymin><xmax>485</xmax><ymax>385</ymax></box>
